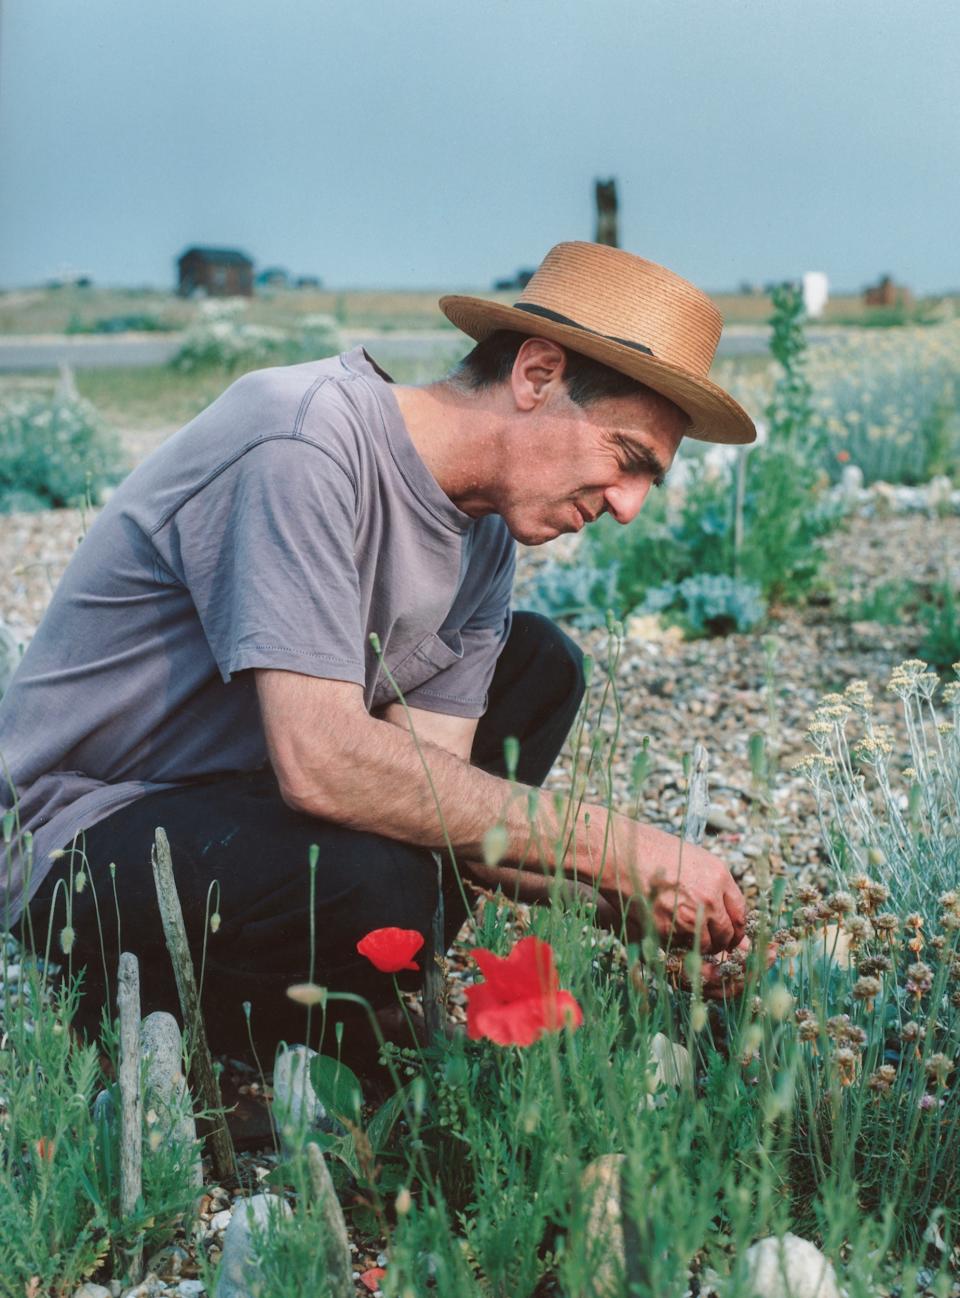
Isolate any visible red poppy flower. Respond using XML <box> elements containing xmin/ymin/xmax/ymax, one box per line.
<box><xmin>465</xmin><ymin>936</ymin><xmax>583</xmax><ymax>1046</ymax></box>
<box><xmin>360</xmin><ymin>1267</ymin><xmax>386</xmax><ymax>1291</ymax></box>
<box><xmin>357</xmin><ymin>927</ymin><xmax>424</xmax><ymax>973</ymax></box>
<box><xmin>837</xmin><ymin>450</ymin><xmax>851</xmax><ymax>463</ymax></box>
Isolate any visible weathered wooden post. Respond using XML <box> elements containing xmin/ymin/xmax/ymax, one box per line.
<box><xmin>595</xmin><ymin>178</ymin><xmax>619</xmax><ymax>248</ymax></box>
<box><xmin>684</xmin><ymin>743</ymin><xmax>710</xmax><ymax>848</ymax></box>
<box><xmin>117</xmin><ymin>952</ymin><xmax>143</xmax><ymax>1284</ymax></box>
<box><xmin>151</xmin><ymin>827</ymin><xmax>236</xmax><ymax>1182</ymax></box>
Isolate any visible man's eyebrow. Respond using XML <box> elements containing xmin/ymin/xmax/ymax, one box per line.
<box><xmin>617</xmin><ymin>436</ymin><xmax>671</xmax><ymax>484</ymax></box>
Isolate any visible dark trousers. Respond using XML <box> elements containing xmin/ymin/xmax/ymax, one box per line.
<box><xmin>23</xmin><ymin>613</ymin><xmax>584</xmax><ymax>1062</ymax></box>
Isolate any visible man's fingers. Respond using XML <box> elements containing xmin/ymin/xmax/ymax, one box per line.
<box><xmin>705</xmin><ymin>910</ymin><xmax>736</xmax><ymax>954</ymax></box>
<box><xmin>724</xmin><ymin>882</ymin><xmax>747</xmax><ymax>944</ymax></box>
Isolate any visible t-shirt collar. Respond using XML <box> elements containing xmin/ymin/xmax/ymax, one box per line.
<box><xmin>340</xmin><ymin>346</ymin><xmax>474</xmax><ymax>534</ymax></box>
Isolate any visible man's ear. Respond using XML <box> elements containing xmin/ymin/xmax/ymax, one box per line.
<box><xmin>510</xmin><ymin>337</ymin><xmax>568</xmax><ymax>412</ymax></box>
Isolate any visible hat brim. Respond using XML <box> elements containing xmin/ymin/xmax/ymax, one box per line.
<box><xmin>439</xmin><ymin>295</ymin><xmax>756</xmax><ymax>446</ymax></box>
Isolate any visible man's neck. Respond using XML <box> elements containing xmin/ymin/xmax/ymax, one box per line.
<box><xmin>391</xmin><ymin>384</ymin><xmax>501</xmax><ymax>519</ymax></box>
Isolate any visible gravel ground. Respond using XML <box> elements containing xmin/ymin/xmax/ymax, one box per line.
<box><xmin>2</xmin><ymin>497</ymin><xmax>958</xmax><ymax>1297</ymax></box>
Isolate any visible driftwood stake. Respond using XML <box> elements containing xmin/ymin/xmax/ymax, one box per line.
<box><xmin>117</xmin><ymin>951</ymin><xmax>143</xmax><ymax>1284</ymax></box>
<box><xmin>422</xmin><ymin>851</ymin><xmax>447</xmax><ymax>1042</ymax></box>
<box><xmin>150</xmin><ymin>827</ymin><xmax>236</xmax><ymax>1183</ymax></box>
<box><xmin>684</xmin><ymin>743</ymin><xmax>710</xmax><ymax>848</ymax></box>
<box><xmin>306</xmin><ymin>1142</ymin><xmax>354</xmax><ymax>1296</ymax></box>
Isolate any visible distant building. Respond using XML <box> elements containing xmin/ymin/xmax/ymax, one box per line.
<box><xmin>864</xmin><ymin>275</ymin><xmax>913</xmax><ymax>310</ymax></box>
<box><xmin>256</xmin><ymin>267</ymin><xmax>290</xmax><ymax>289</ymax></box>
<box><xmin>492</xmin><ymin>268</ymin><xmax>535</xmax><ymax>292</ymax></box>
<box><xmin>177</xmin><ymin>247</ymin><xmax>254</xmax><ymax>298</ymax></box>
<box><xmin>295</xmin><ymin>275</ymin><xmax>323</xmax><ymax>289</ymax></box>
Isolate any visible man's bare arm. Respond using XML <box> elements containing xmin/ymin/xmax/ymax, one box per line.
<box><xmin>255</xmin><ymin>669</ymin><xmax>746</xmax><ymax>952</ymax></box>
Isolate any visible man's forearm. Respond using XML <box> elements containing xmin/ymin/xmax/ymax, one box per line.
<box><xmin>260</xmin><ymin>673</ymin><xmax>745</xmax><ymax>950</ymax></box>
<box><xmin>274</xmin><ymin>703</ymin><xmax>637</xmax><ymax>893</ymax></box>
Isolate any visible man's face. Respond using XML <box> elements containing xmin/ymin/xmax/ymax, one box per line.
<box><xmin>496</xmin><ymin>385</ymin><xmax>688</xmax><ymax>546</ymax></box>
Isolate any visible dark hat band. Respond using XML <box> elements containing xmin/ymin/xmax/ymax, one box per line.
<box><xmin>512</xmin><ymin>301</ymin><xmax>655</xmax><ymax>357</ymax></box>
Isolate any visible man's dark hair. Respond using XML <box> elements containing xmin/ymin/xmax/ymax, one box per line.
<box><xmin>447</xmin><ymin>329</ymin><xmax>659</xmax><ymax>408</ymax></box>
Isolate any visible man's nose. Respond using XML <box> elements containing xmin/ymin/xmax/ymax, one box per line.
<box><xmin>602</xmin><ymin>479</ymin><xmax>653</xmax><ymax>525</ymax></box>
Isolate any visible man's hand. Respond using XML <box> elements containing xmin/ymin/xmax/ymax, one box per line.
<box><xmin>597</xmin><ymin>815</ymin><xmax>746</xmax><ymax>955</ymax></box>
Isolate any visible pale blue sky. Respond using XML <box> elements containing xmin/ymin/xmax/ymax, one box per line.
<box><xmin>1</xmin><ymin>0</ymin><xmax>957</xmax><ymax>293</ymax></box>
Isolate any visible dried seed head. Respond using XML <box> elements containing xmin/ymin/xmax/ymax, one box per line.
<box><xmin>905</xmin><ymin>912</ymin><xmax>924</xmax><ymax>931</ymax></box>
<box><xmin>833</xmin><ymin>1046</ymin><xmax>858</xmax><ymax>1084</ymax></box>
<box><xmin>867</xmin><ymin>1065</ymin><xmax>897</xmax><ymax>1093</ymax></box>
<box><xmin>766</xmin><ymin>984</ymin><xmax>794</xmax><ymax>1021</ymax></box>
<box><xmin>865</xmin><ymin>882</ymin><xmax>890</xmax><ymax>908</ymax></box>
<box><xmin>853</xmin><ymin>976</ymin><xmax>882</xmax><ymax>1004</ymax></box>
<box><xmin>858</xmin><ymin>954</ymin><xmax>893</xmax><ymax>977</ymax></box>
<box><xmin>901</xmin><ymin>1020</ymin><xmax>921</xmax><ymax>1044</ymax></box>
<box><xmin>925</xmin><ymin>1053</ymin><xmax>954</xmax><ymax>1086</ymax></box>
<box><xmin>873</xmin><ymin>912</ymin><xmax>899</xmax><ymax>936</ymax></box>
<box><xmin>795</xmin><ymin>906</ymin><xmax>821</xmax><ymax>933</ymax></box>
<box><xmin>798</xmin><ymin>1018</ymin><xmax>820</xmax><ymax>1043</ymax></box>
<box><xmin>826</xmin><ymin>1014</ymin><xmax>851</xmax><ymax>1040</ymax></box>
<box><xmin>906</xmin><ymin>961</ymin><xmax>934</xmax><ymax>997</ymax></box>
<box><xmin>828</xmin><ymin>891</ymin><xmax>856</xmax><ymax>916</ymax></box>
<box><xmin>795</xmin><ymin>885</ymin><xmax>821</xmax><ymax>906</ymax></box>
<box><xmin>845</xmin><ymin>916</ymin><xmax>874</xmax><ymax>945</ymax></box>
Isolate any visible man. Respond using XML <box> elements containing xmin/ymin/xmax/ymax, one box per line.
<box><xmin>1</xmin><ymin>242</ymin><xmax>756</xmax><ymax>1057</ymax></box>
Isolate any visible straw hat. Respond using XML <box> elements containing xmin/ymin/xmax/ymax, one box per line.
<box><xmin>440</xmin><ymin>241</ymin><xmax>755</xmax><ymax>445</ymax></box>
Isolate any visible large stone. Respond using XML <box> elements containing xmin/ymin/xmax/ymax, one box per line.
<box><xmin>742</xmin><ymin>1234</ymin><xmax>841</xmax><ymax>1298</ymax></box>
<box><xmin>271</xmin><ymin>1043</ymin><xmax>334</xmax><ymax>1150</ymax></box>
<box><xmin>216</xmin><ymin>1193</ymin><xmax>292</xmax><ymax>1298</ymax></box>
<box><xmin>579</xmin><ymin>1154</ymin><xmax>627</xmax><ymax>1298</ymax></box>
<box><xmin>72</xmin><ymin>1286</ymin><xmax>112</xmax><ymax>1298</ymax></box>
<box><xmin>642</xmin><ymin>1032</ymin><xmax>693</xmax><ymax>1108</ymax></box>
<box><xmin>140</xmin><ymin>1011</ymin><xmax>201</xmax><ymax>1187</ymax></box>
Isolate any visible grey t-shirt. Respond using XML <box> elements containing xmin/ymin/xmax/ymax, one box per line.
<box><xmin>0</xmin><ymin>347</ymin><xmax>515</xmax><ymax>924</ymax></box>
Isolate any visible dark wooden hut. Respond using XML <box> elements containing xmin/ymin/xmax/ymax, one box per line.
<box><xmin>177</xmin><ymin>247</ymin><xmax>254</xmax><ymax>297</ymax></box>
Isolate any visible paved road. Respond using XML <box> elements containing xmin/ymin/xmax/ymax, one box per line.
<box><xmin>0</xmin><ymin>324</ymin><xmax>840</xmax><ymax>372</ymax></box>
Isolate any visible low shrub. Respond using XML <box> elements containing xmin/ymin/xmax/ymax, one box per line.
<box><xmin>0</xmin><ymin>393</ymin><xmax>127</xmax><ymax>511</ymax></box>
<box><xmin>171</xmin><ymin>300</ymin><xmax>340</xmax><ymax>373</ymax></box>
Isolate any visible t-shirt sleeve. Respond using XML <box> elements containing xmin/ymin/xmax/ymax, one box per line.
<box><xmin>402</xmin><ymin>532</ymin><xmax>516</xmax><ymax>719</ymax></box>
<box><xmin>159</xmin><ymin>438</ymin><xmax>366</xmax><ymax>686</ymax></box>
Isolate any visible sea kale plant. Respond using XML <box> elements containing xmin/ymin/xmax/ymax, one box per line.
<box><xmin>0</xmin><ymin>393</ymin><xmax>127</xmax><ymax>512</ymax></box>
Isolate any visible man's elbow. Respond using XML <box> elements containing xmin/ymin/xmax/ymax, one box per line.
<box><xmin>272</xmin><ymin>761</ymin><xmax>339</xmax><ymax>821</ymax></box>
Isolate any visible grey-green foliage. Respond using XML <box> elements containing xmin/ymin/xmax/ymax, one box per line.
<box><xmin>641</xmin><ymin>572</ymin><xmax>765</xmax><ymax>636</ymax></box>
<box><xmin>517</xmin><ymin>555</ymin><xmax>622</xmax><ymax>629</ymax></box>
<box><xmin>0</xmin><ymin>394</ymin><xmax>127</xmax><ymax>511</ymax></box>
